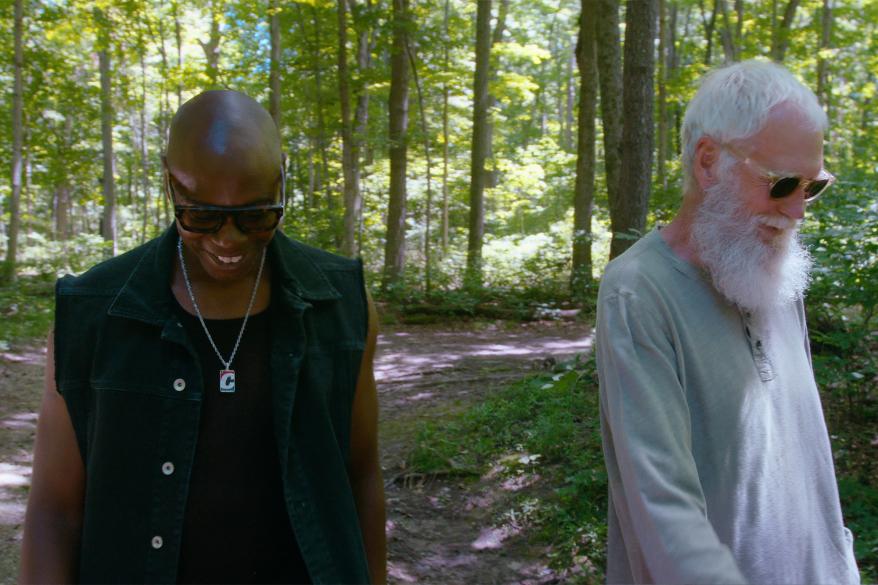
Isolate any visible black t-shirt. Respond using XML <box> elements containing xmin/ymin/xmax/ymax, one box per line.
<box><xmin>175</xmin><ymin>303</ymin><xmax>310</xmax><ymax>584</ymax></box>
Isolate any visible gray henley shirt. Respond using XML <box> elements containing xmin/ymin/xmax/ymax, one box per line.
<box><xmin>596</xmin><ymin>229</ymin><xmax>860</xmax><ymax>585</ymax></box>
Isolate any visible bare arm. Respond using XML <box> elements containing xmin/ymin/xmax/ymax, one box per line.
<box><xmin>20</xmin><ymin>332</ymin><xmax>85</xmax><ymax>584</ymax></box>
<box><xmin>348</xmin><ymin>295</ymin><xmax>387</xmax><ymax>585</ymax></box>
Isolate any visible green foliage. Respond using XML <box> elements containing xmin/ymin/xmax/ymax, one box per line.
<box><xmin>838</xmin><ymin>478</ymin><xmax>878</xmax><ymax>582</ymax></box>
<box><xmin>409</xmin><ymin>354</ymin><xmax>607</xmax><ymax>579</ymax></box>
<box><xmin>0</xmin><ymin>274</ymin><xmax>54</xmax><ymax>345</ymax></box>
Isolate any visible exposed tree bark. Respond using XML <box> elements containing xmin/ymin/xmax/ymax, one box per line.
<box><xmin>139</xmin><ymin>44</ymin><xmax>151</xmax><ymax>244</ymax></box>
<box><xmin>309</xmin><ymin>5</ymin><xmax>335</xmax><ymax>226</ymax></box>
<box><xmin>770</xmin><ymin>0</ymin><xmax>800</xmax><ymax>62</ymax></box>
<box><xmin>441</xmin><ymin>0</ymin><xmax>450</xmax><ymax>252</ymax></box>
<box><xmin>698</xmin><ymin>0</ymin><xmax>718</xmax><ymax>65</ymax></box>
<box><xmin>572</xmin><ymin>0</ymin><xmax>598</xmax><ymax>294</ymax></box>
<box><xmin>816</xmin><ymin>0</ymin><xmax>832</xmax><ymax>109</ymax></box>
<box><xmin>596</xmin><ymin>0</ymin><xmax>623</xmax><ymax>235</ymax></box>
<box><xmin>339</xmin><ymin>0</ymin><xmax>370</xmax><ymax>257</ymax></box>
<box><xmin>173</xmin><ymin>0</ymin><xmax>183</xmax><ymax>106</ymax></box>
<box><xmin>565</xmin><ymin>50</ymin><xmax>576</xmax><ymax>152</ymax></box>
<box><xmin>4</xmin><ymin>0</ymin><xmax>24</xmax><ymax>282</ymax></box>
<box><xmin>657</xmin><ymin>0</ymin><xmax>669</xmax><ymax>192</ymax></box>
<box><xmin>269</xmin><ymin>0</ymin><xmax>281</xmax><ymax>125</ymax></box>
<box><xmin>382</xmin><ymin>0</ymin><xmax>410</xmax><ymax>291</ymax></box>
<box><xmin>611</xmin><ymin>0</ymin><xmax>657</xmax><ymax>259</ymax></box>
<box><xmin>717</xmin><ymin>0</ymin><xmax>737</xmax><ymax>62</ymax></box>
<box><xmin>55</xmin><ymin>110</ymin><xmax>74</xmax><ymax>242</ymax></box>
<box><xmin>735</xmin><ymin>0</ymin><xmax>743</xmax><ymax>44</ymax></box>
<box><xmin>338</xmin><ymin>0</ymin><xmax>358</xmax><ymax>257</ymax></box>
<box><xmin>465</xmin><ymin>0</ymin><xmax>493</xmax><ymax>287</ymax></box>
<box><xmin>351</xmin><ymin>0</ymin><xmax>372</xmax><ymax>188</ymax></box>
<box><xmin>153</xmin><ymin>1</ymin><xmax>172</xmax><ymax>224</ymax></box>
<box><xmin>199</xmin><ymin>0</ymin><xmax>223</xmax><ymax>86</ymax></box>
<box><xmin>464</xmin><ymin>0</ymin><xmax>507</xmax><ymax>286</ymax></box>
<box><xmin>407</xmin><ymin>42</ymin><xmax>435</xmax><ymax>292</ymax></box>
<box><xmin>96</xmin><ymin>7</ymin><xmax>117</xmax><ymax>257</ymax></box>
<box><xmin>484</xmin><ymin>0</ymin><xmax>508</xmax><ymax>190</ymax></box>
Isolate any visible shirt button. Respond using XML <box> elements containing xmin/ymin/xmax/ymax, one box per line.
<box><xmin>151</xmin><ymin>535</ymin><xmax>163</xmax><ymax>549</ymax></box>
<box><xmin>162</xmin><ymin>462</ymin><xmax>175</xmax><ymax>476</ymax></box>
<box><xmin>173</xmin><ymin>378</ymin><xmax>186</xmax><ymax>392</ymax></box>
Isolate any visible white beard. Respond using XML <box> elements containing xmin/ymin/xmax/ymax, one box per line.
<box><xmin>690</xmin><ymin>175</ymin><xmax>813</xmax><ymax>313</ymax></box>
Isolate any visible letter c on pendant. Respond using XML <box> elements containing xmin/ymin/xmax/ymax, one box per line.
<box><xmin>219</xmin><ymin>369</ymin><xmax>236</xmax><ymax>393</ymax></box>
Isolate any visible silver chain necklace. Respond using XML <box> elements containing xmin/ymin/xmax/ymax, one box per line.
<box><xmin>177</xmin><ymin>236</ymin><xmax>267</xmax><ymax>393</ymax></box>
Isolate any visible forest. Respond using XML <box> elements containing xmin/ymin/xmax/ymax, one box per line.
<box><xmin>0</xmin><ymin>0</ymin><xmax>876</xmax><ymax>582</ymax></box>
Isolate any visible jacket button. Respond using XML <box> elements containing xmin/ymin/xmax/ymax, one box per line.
<box><xmin>162</xmin><ymin>462</ymin><xmax>175</xmax><ymax>476</ymax></box>
<box><xmin>173</xmin><ymin>378</ymin><xmax>186</xmax><ymax>392</ymax></box>
<box><xmin>151</xmin><ymin>535</ymin><xmax>163</xmax><ymax>549</ymax></box>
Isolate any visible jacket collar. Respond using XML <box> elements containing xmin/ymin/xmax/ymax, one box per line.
<box><xmin>107</xmin><ymin>225</ymin><xmax>340</xmax><ymax>325</ymax></box>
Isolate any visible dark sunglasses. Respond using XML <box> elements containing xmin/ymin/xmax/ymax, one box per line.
<box><xmin>724</xmin><ymin>145</ymin><xmax>835</xmax><ymax>203</ymax></box>
<box><xmin>166</xmin><ymin>169</ymin><xmax>285</xmax><ymax>234</ymax></box>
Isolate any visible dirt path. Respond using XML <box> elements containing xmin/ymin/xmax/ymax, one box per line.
<box><xmin>375</xmin><ymin>321</ymin><xmax>594</xmax><ymax>584</ymax></box>
<box><xmin>0</xmin><ymin>321</ymin><xmax>594</xmax><ymax>584</ymax></box>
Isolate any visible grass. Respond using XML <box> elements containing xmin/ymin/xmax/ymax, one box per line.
<box><xmin>0</xmin><ymin>274</ymin><xmax>55</xmax><ymax>346</ymax></box>
<box><xmin>409</xmin><ymin>354</ymin><xmax>608</xmax><ymax>582</ymax></box>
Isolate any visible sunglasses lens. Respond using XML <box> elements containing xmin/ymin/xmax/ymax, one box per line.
<box><xmin>237</xmin><ymin>209</ymin><xmax>281</xmax><ymax>233</ymax></box>
<box><xmin>804</xmin><ymin>179</ymin><xmax>829</xmax><ymax>200</ymax></box>
<box><xmin>770</xmin><ymin>177</ymin><xmax>801</xmax><ymax>199</ymax></box>
<box><xmin>179</xmin><ymin>210</ymin><xmax>224</xmax><ymax>233</ymax></box>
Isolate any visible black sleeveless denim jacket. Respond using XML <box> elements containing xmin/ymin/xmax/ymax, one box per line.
<box><xmin>54</xmin><ymin>225</ymin><xmax>371</xmax><ymax>584</ymax></box>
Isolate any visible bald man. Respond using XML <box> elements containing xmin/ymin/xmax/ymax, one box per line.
<box><xmin>21</xmin><ymin>91</ymin><xmax>386</xmax><ymax>584</ymax></box>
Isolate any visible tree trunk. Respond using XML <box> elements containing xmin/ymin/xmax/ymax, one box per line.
<box><xmin>269</xmin><ymin>0</ymin><xmax>281</xmax><ymax>125</ymax></box>
<box><xmin>407</xmin><ymin>42</ymin><xmax>435</xmax><ymax>292</ymax></box>
<box><xmin>465</xmin><ymin>0</ymin><xmax>492</xmax><ymax>288</ymax></box>
<box><xmin>155</xmin><ymin>2</ymin><xmax>172</xmax><ymax>225</ymax></box>
<box><xmin>138</xmin><ymin>44</ymin><xmax>151</xmax><ymax>243</ymax></box>
<box><xmin>352</xmin><ymin>0</ymin><xmax>372</xmax><ymax>234</ymax></box>
<box><xmin>96</xmin><ymin>8</ymin><xmax>117</xmax><ymax>257</ymax></box>
<box><xmin>310</xmin><ymin>6</ymin><xmax>335</xmax><ymax>229</ymax></box>
<box><xmin>816</xmin><ymin>0</ymin><xmax>832</xmax><ymax>109</ymax></box>
<box><xmin>199</xmin><ymin>0</ymin><xmax>222</xmax><ymax>86</ymax></box>
<box><xmin>441</xmin><ymin>0</ymin><xmax>450</xmax><ymax>252</ymax></box>
<box><xmin>770</xmin><ymin>0</ymin><xmax>800</xmax><ymax>62</ymax></box>
<box><xmin>717</xmin><ymin>0</ymin><xmax>737</xmax><ymax>62</ymax></box>
<box><xmin>173</xmin><ymin>0</ymin><xmax>183</xmax><ymax>107</ymax></box>
<box><xmin>699</xmin><ymin>0</ymin><xmax>718</xmax><ymax>65</ymax></box>
<box><xmin>657</xmin><ymin>0</ymin><xmax>668</xmax><ymax>192</ymax></box>
<box><xmin>611</xmin><ymin>0</ymin><xmax>657</xmax><ymax>259</ymax></box>
<box><xmin>3</xmin><ymin>0</ymin><xmax>24</xmax><ymax>282</ymax></box>
<box><xmin>382</xmin><ymin>0</ymin><xmax>410</xmax><ymax>291</ymax></box>
<box><xmin>338</xmin><ymin>0</ymin><xmax>358</xmax><ymax>257</ymax></box>
<box><xmin>565</xmin><ymin>50</ymin><xmax>576</xmax><ymax>152</ymax></box>
<box><xmin>572</xmin><ymin>0</ymin><xmax>598</xmax><ymax>294</ymax></box>
<box><xmin>596</xmin><ymin>0</ymin><xmax>623</xmax><ymax>236</ymax></box>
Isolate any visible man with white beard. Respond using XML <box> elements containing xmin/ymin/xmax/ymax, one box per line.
<box><xmin>596</xmin><ymin>60</ymin><xmax>860</xmax><ymax>584</ymax></box>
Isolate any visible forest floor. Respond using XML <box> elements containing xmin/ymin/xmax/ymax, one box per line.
<box><xmin>0</xmin><ymin>319</ymin><xmax>594</xmax><ymax>584</ymax></box>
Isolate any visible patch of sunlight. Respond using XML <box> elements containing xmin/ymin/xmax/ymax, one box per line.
<box><xmin>406</xmin><ymin>392</ymin><xmax>434</xmax><ymax>402</ymax></box>
<box><xmin>0</xmin><ymin>346</ymin><xmax>47</xmax><ymax>366</ymax></box>
<box><xmin>387</xmin><ymin>562</ymin><xmax>417</xmax><ymax>583</ymax></box>
<box><xmin>471</xmin><ymin>524</ymin><xmax>520</xmax><ymax>551</ymax></box>
<box><xmin>0</xmin><ymin>463</ymin><xmax>32</xmax><ymax>488</ymax></box>
<box><xmin>1</xmin><ymin>412</ymin><xmax>38</xmax><ymax>431</ymax></box>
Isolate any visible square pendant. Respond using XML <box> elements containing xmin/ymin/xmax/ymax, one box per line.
<box><xmin>219</xmin><ymin>369</ymin><xmax>236</xmax><ymax>393</ymax></box>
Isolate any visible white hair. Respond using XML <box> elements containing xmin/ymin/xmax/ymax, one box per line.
<box><xmin>681</xmin><ymin>59</ymin><xmax>827</xmax><ymax>192</ymax></box>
